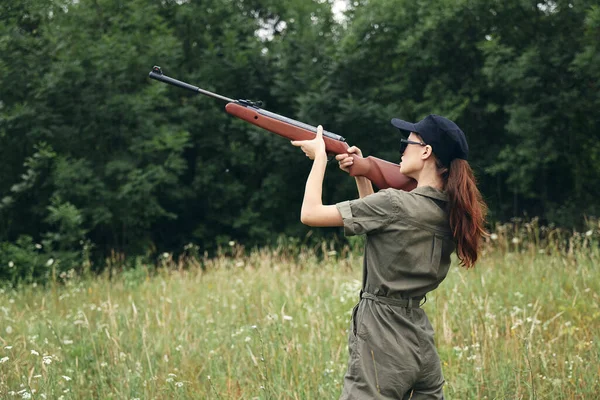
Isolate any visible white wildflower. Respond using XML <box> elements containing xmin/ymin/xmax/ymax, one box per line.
<box><xmin>42</xmin><ymin>356</ymin><xmax>53</xmax><ymax>365</ymax></box>
<box><xmin>21</xmin><ymin>392</ymin><xmax>32</xmax><ymax>399</ymax></box>
<box><xmin>511</xmin><ymin>237</ymin><xmax>520</xmax><ymax>244</ymax></box>
<box><xmin>175</xmin><ymin>382</ymin><xmax>184</xmax><ymax>387</ymax></box>
<box><xmin>0</xmin><ymin>356</ymin><xmax>9</xmax><ymax>363</ymax></box>
<box><xmin>283</xmin><ymin>315</ymin><xmax>293</xmax><ymax>321</ymax></box>
<box><xmin>511</xmin><ymin>319</ymin><xmax>523</xmax><ymax>330</ymax></box>
<box><xmin>228</xmin><ymin>241</ymin><xmax>235</xmax><ymax>247</ymax></box>
<box><xmin>8</xmin><ymin>261</ymin><xmax>14</xmax><ymax>268</ymax></box>
<box><xmin>4</xmin><ymin>346</ymin><xmax>12</xmax><ymax>350</ymax></box>
<box><xmin>31</xmin><ymin>350</ymin><xmax>39</xmax><ymax>356</ymax></box>
<box><xmin>490</xmin><ymin>233</ymin><xmax>498</xmax><ymax>240</ymax></box>
<box><xmin>166</xmin><ymin>377</ymin><xmax>174</xmax><ymax>383</ymax></box>
<box><xmin>33</xmin><ymin>375</ymin><xmax>42</xmax><ymax>378</ymax></box>
<box><xmin>62</xmin><ymin>376</ymin><xmax>71</xmax><ymax>381</ymax></box>
<box><xmin>245</xmin><ymin>336</ymin><xmax>251</xmax><ymax>342</ymax></box>
<box><xmin>46</xmin><ymin>258</ymin><xmax>54</xmax><ymax>267</ymax></box>
<box><xmin>5</xmin><ymin>326</ymin><xmax>12</xmax><ymax>334</ymax></box>
<box><xmin>35</xmin><ymin>243</ymin><xmax>42</xmax><ymax>249</ymax></box>
<box><xmin>585</xmin><ymin>230</ymin><xmax>593</xmax><ymax>237</ymax></box>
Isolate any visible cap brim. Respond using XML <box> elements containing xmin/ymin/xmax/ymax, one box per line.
<box><xmin>391</xmin><ymin>118</ymin><xmax>417</xmax><ymax>133</ymax></box>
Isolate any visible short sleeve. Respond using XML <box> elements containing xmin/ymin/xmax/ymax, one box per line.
<box><xmin>335</xmin><ymin>189</ymin><xmax>395</xmax><ymax>236</ymax></box>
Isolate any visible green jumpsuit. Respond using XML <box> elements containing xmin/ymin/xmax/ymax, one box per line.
<box><xmin>335</xmin><ymin>186</ymin><xmax>455</xmax><ymax>399</ymax></box>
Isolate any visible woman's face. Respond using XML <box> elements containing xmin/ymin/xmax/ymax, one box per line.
<box><xmin>399</xmin><ymin>132</ymin><xmax>426</xmax><ymax>178</ymax></box>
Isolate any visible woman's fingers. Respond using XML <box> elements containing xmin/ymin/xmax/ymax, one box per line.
<box><xmin>291</xmin><ymin>125</ymin><xmax>325</xmax><ymax>160</ymax></box>
<box><xmin>347</xmin><ymin>146</ymin><xmax>362</xmax><ymax>157</ymax></box>
<box><xmin>316</xmin><ymin>125</ymin><xmax>323</xmax><ymax>138</ymax></box>
<box><xmin>337</xmin><ymin>154</ymin><xmax>354</xmax><ymax>172</ymax></box>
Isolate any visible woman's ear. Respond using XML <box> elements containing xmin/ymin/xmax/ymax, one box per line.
<box><xmin>421</xmin><ymin>145</ymin><xmax>434</xmax><ymax>160</ymax></box>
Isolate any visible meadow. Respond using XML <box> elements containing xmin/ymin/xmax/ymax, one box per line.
<box><xmin>0</xmin><ymin>221</ymin><xmax>599</xmax><ymax>399</ymax></box>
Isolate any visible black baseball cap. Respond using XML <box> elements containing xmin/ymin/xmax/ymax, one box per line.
<box><xmin>391</xmin><ymin>114</ymin><xmax>469</xmax><ymax>166</ymax></box>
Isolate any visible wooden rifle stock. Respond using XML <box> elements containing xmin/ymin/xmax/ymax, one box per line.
<box><xmin>225</xmin><ymin>103</ymin><xmax>416</xmax><ymax>191</ymax></box>
<box><xmin>149</xmin><ymin>66</ymin><xmax>416</xmax><ymax>191</ymax></box>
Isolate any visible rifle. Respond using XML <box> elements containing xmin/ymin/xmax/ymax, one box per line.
<box><xmin>148</xmin><ymin>66</ymin><xmax>416</xmax><ymax>191</ymax></box>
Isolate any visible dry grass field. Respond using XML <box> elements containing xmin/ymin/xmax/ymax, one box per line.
<box><xmin>1</xmin><ymin>222</ymin><xmax>598</xmax><ymax>399</ymax></box>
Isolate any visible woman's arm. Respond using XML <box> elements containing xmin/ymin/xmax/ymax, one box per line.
<box><xmin>354</xmin><ymin>176</ymin><xmax>374</xmax><ymax>198</ymax></box>
<box><xmin>291</xmin><ymin>126</ymin><xmax>344</xmax><ymax>227</ymax></box>
<box><xmin>335</xmin><ymin>147</ymin><xmax>374</xmax><ymax>198</ymax></box>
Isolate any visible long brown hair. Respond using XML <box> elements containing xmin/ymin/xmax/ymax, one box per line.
<box><xmin>438</xmin><ymin>158</ymin><xmax>488</xmax><ymax>268</ymax></box>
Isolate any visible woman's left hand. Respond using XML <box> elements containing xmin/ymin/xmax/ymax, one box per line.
<box><xmin>291</xmin><ymin>125</ymin><xmax>326</xmax><ymax>160</ymax></box>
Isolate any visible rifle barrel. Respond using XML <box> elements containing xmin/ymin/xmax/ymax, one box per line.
<box><xmin>148</xmin><ymin>66</ymin><xmax>234</xmax><ymax>103</ymax></box>
<box><xmin>148</xmin><ymin>66</ymin><xmax>345</xmax><ymax>142</ymax></box>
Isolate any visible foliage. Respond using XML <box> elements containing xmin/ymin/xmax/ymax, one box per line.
<box><xmin>1</xmin><ymin>0</ymin><xmax>599</xmax><ymax>280</ymax></box>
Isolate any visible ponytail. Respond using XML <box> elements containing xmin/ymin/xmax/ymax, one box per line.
<box><xmin>440</xmin><ymin>159</ymin><xmax>488</xmax><ymax>268</ymax></box>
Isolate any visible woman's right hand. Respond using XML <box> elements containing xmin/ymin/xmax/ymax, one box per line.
<box><xmin>335</xmin><ymin>146</ymin><xmax>363</xmax><ymax>173</ymax></box>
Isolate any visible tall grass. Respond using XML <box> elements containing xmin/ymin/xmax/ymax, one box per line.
<box><xmin>0</xmin><ymin>221</ymin><xmax>598</xmax><ymax>399</ymax></box>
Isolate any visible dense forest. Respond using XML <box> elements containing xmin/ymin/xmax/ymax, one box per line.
<box><xmin>1</xmin><ymin>0</ymin><xmax>599</xmax><ymax>281</ymax></box>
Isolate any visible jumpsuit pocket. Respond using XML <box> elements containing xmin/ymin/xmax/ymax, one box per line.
<box><xmin>351</xmin><ymin>301</ymin><xmax>370</xmax><ymax>340</ymax></box>
<box><xmin>430</xmin><ymin>235</ymin><xmax>442</xmax><ymax>272</ymax></box>
<box><xmin>354</xmin><ymin>301</ymin><xmax>372</xmax><ymax>341</ymax></box>
<box><xmin>351</xmin><ymin>303</ymin><xmax>359</xmax><ymax>336</ymax></box>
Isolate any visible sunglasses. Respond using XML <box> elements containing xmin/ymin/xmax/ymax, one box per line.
<box><xmin>400</xmin><ymin>138</ymin><xmax>427</xmax><ymax>155</ymax></box>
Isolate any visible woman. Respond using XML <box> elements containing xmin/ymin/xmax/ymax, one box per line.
<box><xmin>291</xmin><ymin>114</ymin><xmax>487</xmax><ymax>399</ymax></box>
